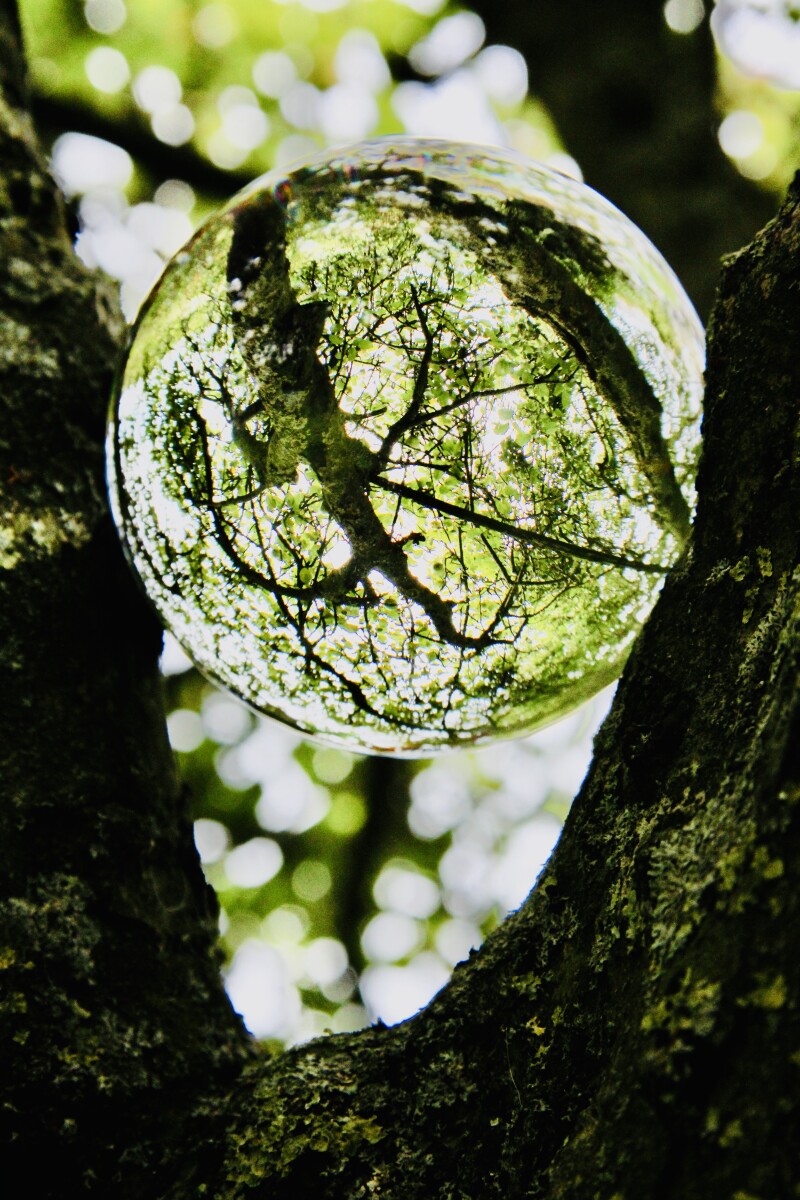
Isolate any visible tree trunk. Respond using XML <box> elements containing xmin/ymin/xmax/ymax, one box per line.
<box><xmin>1</xmin><ymin>3</ymin><xmax>798</xmax><ymax>1196</ymax></box>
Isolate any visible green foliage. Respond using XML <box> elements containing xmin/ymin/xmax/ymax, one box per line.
<box><xmin>21</xmin><ymin>0</ymin><xmax>556</xmax><ymax>207</ymax></box>
<box><xmin>23</xmin><ymin>0</ymin><xmax>582</xmax><ymax>1044</ymax></box>
<box><xmin>111</xmin><ymin>143</ymin><xmax>702</xmax><ymax>755</ymax></box>
<box><xmin>165</xmin><ymin>651</ymin><xmax>607</xmax><ymax>1042</ymax></box>
<box><xmin>19</xmin><ymin>0</ymin><xmax>786</xmax><ymax>1048</ymax></box>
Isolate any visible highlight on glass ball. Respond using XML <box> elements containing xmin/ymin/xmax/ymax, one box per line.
<box><xmin>107</xmin><ymin>138</ymin><xmax>704</xmax><ymax>755</ymax></box>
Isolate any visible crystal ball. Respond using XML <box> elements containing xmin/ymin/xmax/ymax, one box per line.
<box><xmin>107</xmin><ymin>138</ymin><xmax>704</xmax><ymax>755</ymax></box>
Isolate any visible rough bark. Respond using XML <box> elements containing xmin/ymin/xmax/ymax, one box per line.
<box><xmin>186</xmin><ymin>181</ymin><xmax>800</xmax><ymax>1200</ymax></box>
<box><xmin>0</xmin><ymin>1</ymin><xmax>250</xmax><ymax>1185</ymax></box>
<box><xmin>1</xmin><ymin>3</ymin><xmax>799</xmax><ymax>1197</ymax></box>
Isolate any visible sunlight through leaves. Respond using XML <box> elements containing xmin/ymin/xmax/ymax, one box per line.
<box><xmin>108</xmin><ymin>138</ymin><xmax>704</xmax><ymax>755</ymax></box>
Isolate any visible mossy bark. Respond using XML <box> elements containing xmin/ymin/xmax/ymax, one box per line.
<box><xmin>0</xmin><ymin>4</ymin><xmax>250</xmax><ymax>1188</ymax></box>
<box><xmin>1</xmin><ymin>4</ymin><xmax>799</xmax><ymax>1197</ymax></box>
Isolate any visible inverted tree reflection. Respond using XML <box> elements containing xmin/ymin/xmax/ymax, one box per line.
<box><xmin>112</xmin><ymin>145</ymin><xmax>702</xmax><ymax>752</ymax></box>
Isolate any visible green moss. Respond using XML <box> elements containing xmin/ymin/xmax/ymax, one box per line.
<box><xmin>717</xmin><ymin>843</ymin><xmax>748</xmax><ymax>894</ymax></box>
<box><xmin>0</xmin><ymin>505</ymin><xmax>92</xmax><ymax>569</ymax></box>
<box><xmin>752</xmin><ymin>847</ymin><xmax>784</xmax><ymax>880</ymax></box>
<box><xmin>718</xmin><ymin>1117</ymin><xmax>743</xmax><ymax>1147</ymax></box>
<box><xmin>741</xmin><ymin>583</ymin><xmax>760</xmax><ymax>625</ymax></box>
<box><xmin>0</xmin><ymin>946</ymin><xmax>17</xmax><ymax>968</ymax></box>
<box><xmin>639</xmin><ymin>969</ymin><xmax>726</xmax><ymax>1081</ymax></box>
<box><xmin>223</xmin><ymin>1091</ymin><xmax>386</xmax><ymax>1192</ymax></box>
<box><xmin>1</xmin><ymin>991</ymin><xmax>27</xmax><ymax>1014</ymax></box>
<box><xmin>729</xmin><ymin>556</ymin><xmax>750</xmax><ymax>582</ymax></box>
<box><xmin>647</xmin><ymin>797</ymin><xmax>736</xmax><ymax>959</ymax></box>
<box><xmin>741</xmin><ymin>973</ymin><xmax>786</xmax><ymax>1010</ymax></box>
<box><xmin>508</xmin><ymin>972</ymin><xmax>543</xmax><ymax>997</ymax></box>
<box><xmin>607</xmin><ymin>861</ymin><xmax>646</xmax><ymax>946</ymax></box>
<box><xmin>756</xmin><ymin>546</ymin><xmax>773</xmax><ymax>577</ymax></box>
<box><xmin>0</xmin><ymin>92</ymin><xmax>36</xmax><ymax>161</ymax></box>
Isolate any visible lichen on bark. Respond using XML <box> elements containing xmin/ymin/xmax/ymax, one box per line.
<box><xmin>169</xmin><ymin>177</ymin><xmax>800</xmax><ymax>1200</ymax></box>
<box><xmin>1</xmin><ymin>0</ymin><xmax>799</xmax><ymax>1193</ymax></box>
<box><xmin>0</xmin><ymin>4</ymin><xmax>250</xmax><ymax>1188</ymax></box>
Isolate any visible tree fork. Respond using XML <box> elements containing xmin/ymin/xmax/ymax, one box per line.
<box><xmin>1</xmin><ymin>0</ymin><xmax>799</xmax><ymax>1193</ymax></box>
<box><xmin>194</xmin><ymin>182</ymin><xmax>800</xmax><ymax>1200</ymax></box>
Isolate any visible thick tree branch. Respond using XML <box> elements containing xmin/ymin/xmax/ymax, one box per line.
<box><xmin>225</xmin><ymin>195</ymin><xmax>499</xmax><ymax>654</ymax></box>
<box><xmin>31</xmin><ymin>90</ymin><xmax>244</xmax><ymax>199</ymax></box>
<box><xmin>3</xmin><ymin>0</ymin><xmax>799</xmax><ymax>1192</ymax></box>
<box><xmin>0</xmin><ymin>3</ymin><xmax>249</xmax><ymax>1184</ymax></box>
<box><xmin>181</xmin><ymin>181</ymin><xmax>800</xmax><ymax>1200</ymax></box>
<box><xmin>373</xmin><ymin>475</ymin><xmax>668</xmax><ymax>574</ymax></box>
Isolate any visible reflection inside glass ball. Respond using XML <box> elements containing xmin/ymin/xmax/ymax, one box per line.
<box><xmin>108</xmin><ymin>138</ymin><xmax>704</xmax><ymax>754</ymax></box>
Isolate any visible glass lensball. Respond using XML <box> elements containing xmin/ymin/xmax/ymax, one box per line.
<box><xmin>107</xmin><ymin>138</ymin><xmax>704</xmax><ymax>755</ymax></box>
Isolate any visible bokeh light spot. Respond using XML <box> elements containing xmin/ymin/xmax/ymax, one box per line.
<box><xmin>392</xmin><ymin>73</ymin><xmax>503</xmax><ymax>142</ymax></box>
<box><xmin>712</xmin><ymin>0</ymin><xmax>800</xmax><ymax>89</ymax></box>
<box><xmin>663</xmin><ymin>0</ymin><xmax>706</xmax><ymax>34</ymax></box>
<box><xmin>85</xmin><ymin>46</ymin><xmax>130</xmax><ymax>94</ymax></box>
<box><xmin>334</xmin><ymin>30</ymin><xmax>390</xmax><ymax>93</ymax></box>
<box><xmin>396</xmin><ymin>0</ymin><xmax>446</xmax><ymax>13</ymax></box>
<box><xmin>320</xmin><ymin>84</ymin><xmax>378</xmax><ymax>142</ymax></box>
<box><xmin>297</xmin><ymin>0</ymin><xmax>348</xmax><ymax>11</ymax></box>
<box><xmin>262</xmin><ymin>904</ymin><xmax>308</xmax><ymax>944</ymax></box>
<box><xmin>225</xmin><ymin>836</ymin><xmax>283</xmax><ymax>888</ymax></box>
<box><xmin>360</xmin><ymin>953</ymin><xmax>449</xmax><ymax>1025</ymax></box>
<box><xmin>409</xmin><ymin>11</ymin><xmax>486</xmax><ymax>76</ymax></box>
<box><xmin>126</xmin><ymin>202</ymin><xmax>193</xmax><ymax>256</ymax></box>
<box><xmin>324</xmin><ymin>790</ymin><xmax>367</xmax><ymax>835</ymax></box>
<box><xmin>154</xmin><ymin>179</ymin><xmax>195</xmax><ymax>213</ymax></box>
<box><xmin>292</xmin><ymin>859</ymin><xmax>332</xmax><ymax>902</ymax></box>
<box><xmin>84</xmin><ymin>0</ymin><xmax>126</xmax><ymax>35</ymax></box>
<box><xmin>361</xmin><ymin>911</ymin><xmax>423</xmax><ymax>962</ymax></box>
<box><xmin>718</xmin><ymin>109</ymin><xmax>765</xmax><ymax>158</ymax></box>
<box><xmin>160</xmin><ymin>630</ymin><xmax>193</xmax><ymax>675</ymax></box>
<box><xmin>304</xmin><ymin>936</ymin><xmax>348</xmax><ymax>985</ymax></box>
<box><xmin>473</xmin><ymin>44</ymin><xmax>529</xmax><ymax>105</ymax></box>
<box><xmin>488</xmin><ymin>813</ymin><xmax>562</xmax><ymax>911</ymax></box>
<box><xmin>222</xmin><ymin>103</ymin><xmax>270</xmax><ymax>151</ymax></box>
<box><xmin>51</xmin><ymin>133</ymin><xmax>132</xmax><ymax>196</ymax></box>
<box><xmin>274</xmin><ymin>133</ymin><xmax>319</xmax><ymax>167</ymax></box>
<box><xmin>193</xmin><ymin>817</ymin><xmax>230</xmax><ymax>864</ymax></box>
<box><xmin>206</xmin><ymin>132</ymin><xmax>249</xmax><ymax>170</ymax></box>
<box><xmin>225</xmin><ymin>940</ymin><xmax>300</xmax><ymax>1039</ymax></box>
<box><xmin>329</xmin><ymin>1002</ymin><xmax>369</xmax><ymax>1033</ymax></box>
<box><xmin>374</xmin><ymin>862</ymin><xmax>440</xmax><ymax>918</ymax></box>
<box><xmin>151</xmin><ymin>105</ymin><xmax>195</xmax><ymax>147</ymax></box>
<box><xmin>167</xmin><ymin>707</ymin><xmax>205</xmax><ymax>753</ymax></box>
<box><xmin>311</xmin><ymin>747</ymin><xmax>354</xmax><ymax>785</ymax></box>
<box><xmin>193</xmin><ymin>2</ymin><xmax>238</xmax><ymax>49</ymax></box>
<box><xmin>202</xmin><ymin>691</ymin><xmax>252</xmax><ymax>744</ymax></box>
<box><xmin>133</xmin><ymin>64</ymin><xmax>182</xmax><ymax>114</ymax></box>
<box><xmin>280</xmin><ymin>79</ymin><xmax>322</xmax><ymax>129</ymax></box>
<box><xmin>252</xmin><ymin>50</ymin><xmax>298</xmax><ymax>98</ymax></box>
<box><xmin>256</xmin><ymin>765</ymin><xmax>329</xmax><ymax>833</ymax></box>
<box><xmin>435</xmin><ymin>917</ymin><xmax>482</xmax><ymax>966</ymax></box>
